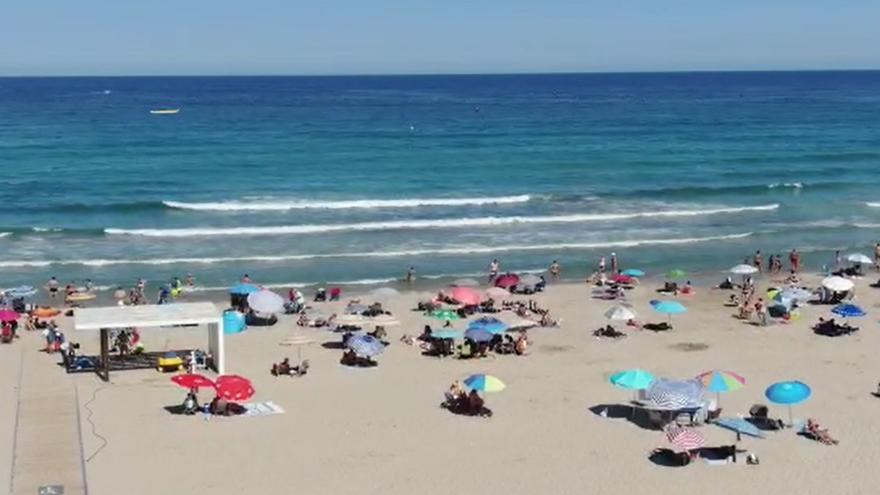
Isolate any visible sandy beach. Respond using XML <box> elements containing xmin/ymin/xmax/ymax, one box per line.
<box><xmin>3</xmin><ymin>269</ymin><xmax>880</xmax><ymax>495</ymax></box>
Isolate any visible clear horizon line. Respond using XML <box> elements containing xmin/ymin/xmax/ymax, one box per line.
<box><xmin>1</xmin><ymin>67</ymin><xmax>879</xmax><ymax>79</ymax></box>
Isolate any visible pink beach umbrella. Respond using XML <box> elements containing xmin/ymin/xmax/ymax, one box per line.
<box><xmin>451</xmin><ymin>287</ymin><xmax>483</xmax><ymax>306</ymax></box>
<box><xmin>485</xmin><ymin>287</ymin><xmax>509</xmax><ymax>299</ymax></box>
<box><xmin>494</xmin><ymin>274</ymin><xmax>520</xmax><ymax>289</ymax></box>
<box><xmin>0</xmin><ymin>310</ymin><xmax>20</xmax><ymax>322</ymax></box>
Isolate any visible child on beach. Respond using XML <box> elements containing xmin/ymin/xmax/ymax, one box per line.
<box><xmin>549</xmin><ymin>260</ymin><xmax>561</xmax><ymax>281</ymax></box>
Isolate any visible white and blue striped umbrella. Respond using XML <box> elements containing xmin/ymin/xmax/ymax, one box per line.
<box><xmin>346</xmin><ymin>334</ymin><xmax>385</xmax><ymax>358</ymax></box>
<box><xmin>645</xmin><ymin>378</ymin><xmax>705</xmax><ymax>410</ymax></box>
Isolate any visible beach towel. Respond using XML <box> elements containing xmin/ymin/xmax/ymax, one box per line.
<box><xmin>241</xmin><ymin>401</ymin><xmax>285</xmax><ymax>417</ymax></box>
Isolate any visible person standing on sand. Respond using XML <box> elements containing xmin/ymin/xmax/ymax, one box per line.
<box><xmin>405</xmin><ymin>266</ymin><xmax>416</xmax><ymax>283</ymax></box>
<box><xmin>610</xmin><ymin>253</ymin><xmax>619</xmax><ymax>274</ymax></box>
<box><xmin>753</xmin><ymin>250</ymin><xmax>763</xmax><ymax>273</ymax></box>
<box><xmin>549</xmin><ymin>260</ymin><xmax>561</xmax><ymax>281</ymax></box>
<box><xmin>488</xmin><ymin>259</ymin><xmax>500</xmax><ymax>282</ymax></box>
<box><xmin>790</xmin><ymin>249</ymin><xmax>800</xmax><ymax>273</ymax></box>
<box><xmin>874</xmin><ymin>243</ymin><xmax>880</xmax><ymax>270</ymax></box>
<box><xmin>598</xmin><ymin>256</ymin><xmax>606</xmax><ymax>275</ymax></box>
<box><xmin>834</xmin><ymin>250</ymin><xmax>842</xmax><ymax>270</ymax></box>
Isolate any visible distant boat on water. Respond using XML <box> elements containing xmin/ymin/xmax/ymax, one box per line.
<box><xmin>150</xmin><ymin>108</ymin><xmax>180</xmax><ymax>115</ymax></box>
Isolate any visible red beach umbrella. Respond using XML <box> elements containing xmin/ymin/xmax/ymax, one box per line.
<box><xmin>494</xmin><ymin>274</ymin><xmax>520</xmax><ymax>289</ymax></box>
<box><xmin>0</xmin><ymin>309</ymin><xmax>20</xmax><ymax>322</ymax></box>
<box><xmin>451</xmin><ymin>287</ymin><xmax>483</xmax><ymax>306</ymax></box>
<box><xmin>215</xmin><ymin>375</ymin><xmax>255</xmax><ymax>402</ymax></box>
<box><xmin>612</xmin><ymin>274</ymin><xmax>635</xmax><ymax>285</ymax></box>
<box><xmin>171</xmin><ymin>373</ymin><xmax>215</xmax><ymax>391</ymax></box>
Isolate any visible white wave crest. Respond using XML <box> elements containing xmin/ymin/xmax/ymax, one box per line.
<box><xmin>767</xmin><ymin>182</ymin><xmax>803</xmax><ymax>189</ymax></box>
<box><xmin>107</xmin><ymin>205</ymin><xmax>777</xmax><ymax>238</ymax></box>
<box><xmin>0</xmin><ymin>232</ymin><xmax>753</xmax><ymax>268</ymax></box>
<box><xmin>163</xmin><ymin>195</ymin><xmax>532</xmax><ymax>211</ymax></box>
<box><xmin>866</xmin><ymin>202</ymin><xmax>880</xmax><ymax>208</ymax></box>
<box><xmin>0</xmin><ymin>232</ymin><xmax>10</xmax><ymax>238</ymax></box>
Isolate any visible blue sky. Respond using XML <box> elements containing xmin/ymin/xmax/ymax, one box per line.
<box><xmin>2</xmin><ymin>0</ymin><xmax>878</xmax><ymax>75</ymax></box>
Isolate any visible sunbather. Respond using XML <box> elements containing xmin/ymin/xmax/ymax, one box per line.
<box><xmin>803</xmin><ymin>418</ymin><xmax>839</xmax><ymax>445</ymax></box>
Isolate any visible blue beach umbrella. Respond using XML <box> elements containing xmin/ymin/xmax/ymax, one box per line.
<box><xmin>431</xmin><ymin>330</ymin><xmax>463</xmax><ymax>340</ymax></box>
<box><xmin>345</xmin><ymin>334</ymin><xmax>385</xmax><ymax>358</ymax></box>
<box><xmin>229</xmin><ymin>283</ymin><xmax>259</xmax><ymax>295</ymax></box>
<box><xmin>5</xmin><ymin>286</ymin><xmax>37</xmax><ymax>298</ymax></box>
<box><xmin>651</xmin><ymin>300</ymin><xmax>687</xmax><ymax>323</ymax></box>
<box><xmin>765</xmin><ymin>380</ymin><xmax>811</xmax><ymax>425</ymax></box>
<box><xmin>831</xmin><ymin>303</ymin><xmax>866</xmax><ymax>318</ymax></box>
<box><xmin>609</xmin><ymin>369</ymin><xmax>655</xmax><ymax>390</ymax></box>
<box><xmin>464</xmin><ymin>327</ymin><xmax>494</xmax><ymax>343</ymax></box>
<box><xmin>621</xmin><ymin>269</ymin><xmax>645</xmax><ymax>277</ymax></box>
<box><xmin>713</xmin><ymin>417</ymin><xmax>765</xmax><ymax>439</ymax></box>
<box><xmin>468</xmin><ymin>317</ymin><xmax>508</xmax><ymax>335</ymax></box>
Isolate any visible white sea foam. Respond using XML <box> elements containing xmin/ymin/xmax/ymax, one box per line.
<box><xmin>162</xmin><ymin>195</ymin><xmax>533</xmax><ymax>211</ymax></box>
<box><xmin>767</xmin><ymin>182</ymin><xmax>803</xmax><ymax>189</ymax></box>
<box><xmin>31</xmin><ymin>227</ymin><xmax>63</xmax><ymax>232</ymax></box>
<box><xmin>107</xmin><ymin>204</ymin><xmax>778</xmax><ymax>238</ymax></box>
<box><xmin>866</xmin><ymin>202</ymin><xmax>880</xmax><ymax>208</ymax></box>
<box><xmin>0</xmin><ymin>233</ymin><xmax>10</xmax><ymax>238</ymax></box>
<box><xmin>0</xmin><ymin>232</ymin><xmax>753</xmax><ymax>268</ymax></box>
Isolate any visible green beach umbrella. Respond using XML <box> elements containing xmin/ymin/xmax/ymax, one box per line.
<box><xmin>430</xmin><ymin>309</ymin><xmax>461</xmax><ymax>321</ymax></box>
<box><xmin>665</xmin><ymin>269</ymin><xmax>687</xmax><ymax>280</ymax></box>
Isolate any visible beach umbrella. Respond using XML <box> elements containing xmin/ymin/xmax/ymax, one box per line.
<box><xmin>451</xmin><ymin>287</ymin><xmax>483</xmax><ymax>306</ymax></box>
<box><xmin>171</xmin><ymin>373</ymin><xmax>215</xmax><ymax>391</ymax></box>
<box><xmin>604</xmin><ymin>305</ymin><xmax>636</xmax><ymax>321</ymax></box>
<box><xmin>468</xmin><ymin>316</ymin><xmax>508</xmax><ymax>334</ymax></box>
<box><xmin>430</xmin><ymin>309</ymin><xmax>460</xmax><ymax>321</ymax></box>
<box><xmin>775</xmin><ymin>287</ymin><xmax>813</xmax><ymax>303</ymax></box>
<box><xmin>370</xmin><ymin>313</ymin><xmax>400</xmax><ymax>326</ymax></box>
<box><xmin>279</xmin><ymin>334</ymin><xmax>315</xmax><ymax>363</ymax></box>
<box><xmin>215</xmin><ymin>375</ymin><xmax>255</xmax><ymax>402</ymax></box>
<box><xmin>822</xmin><ymin>276</ymin><xmax>853</xmax><ymax>292</ymax></box>
<box><xmin>346</xmin><ymin>334</ymin><xmax>385</xmax><ymax>358</ymax></box>
<box><xmin>713</xmin><ymin>417</ymin><xmax>765</xmax><ymax>439</ymax></box>
<box><xmin>464</xmin><ymin>327</ymin><xmax>494</xmax><ymax>343</ymax></box>
<box><xmin>0</xmin><ymin>309</ymin><xmax>20</xmax><ymax>322</ymax></box>
<box><xmin>695</xmin><ymin>370</ymin><xmax>745</xmax><ymax>405</ymax></box>
<box><xmin>494</xmin><ymin>274</ymin><xmax>520</xmax><ymax>289</ymax></box>
<box><xmin>645</xmin><ymin>379</ymin><xmax>705</xmax><ymax>410</ymax></box>
<box><xmin>831</xmin><ymin>303</ymin><xmax>866</xmax><ymax>318</ymax></box>
<box><xmin>612</xmin><ymin>274</ymin><xmax>636</xmax><ymax>285</ymax></box>
<box><xmin>519</xmin><ymin>274</ymin><xmax>542</xmax><ymax>286</ymax></box>
<box><xmin>247</xmin><ymin>289</ymin><xmax>284</xmax><ymax>314</ymax></box>
<box><xmin>369</xmin><ymin>287</ymin><xmax>400</xmax><ymax>301</ymax></box>
<box><xmin>485</xmin><ymin>287</ymin><xmax>509</xmax><ymax>299</ymax></box>
<box><xmin>651</xmin><ymin>300</ymin><xmax>687</xmax><ymax>323</ymax></box>
<box><xmin>622</xmin><ymin>269</ymin><xmax>645</xmax><ymax>277</ymax></box>
<box><xmin>665</xmin><ymin>425</ymin><xmax>706</xmax><ymax>452</ymax></box>
<box><xmin>5</xmin><ymin>286</ymin><xmax>36</xmax><ymax>298</ymax></box>
<box><xmin>665</xmin><ymin>269</ymin><xmax>686</xmax><ymax>280</ymax></box>
<box><xmin>730</xmin><ymin>264</ymin><xmax>758</xmax><ymax>275</ymax></box>
<box><xmin>765</xmin><ymin>380</ymin><xmax>811</xmax><ymax>425</ymax></box>
<box><xmin>609</xmin><ymin>369</ymin><xmax>655</xmax><ymax>390</ymax></box>
<box><xmin>229</xmin><ymin>283</ymin><xmax>259</xmax><ymax>295</ymax></box>
<box><xmin>847</xmin><ymin>253</ymin><xmax>873</xmax><ymax>265</ymax></box>
<box><xmin>453</xmin><ymin>278</ymin><xmax>480</xmax><ymax>287</ymax></box>
<box><xmin>431</xmin><ymin>330</ymin><xmax>463</xmax><ymax>340</ymax></box>
<box><xmin>463</xmin><ymin>374</ymin><xmax>506</xmax><ymax>392</ymax></box>
<box><xmin>498</xmin><ymin>314</ymin><xmax>538</xmax><ymax>330</ymax></box>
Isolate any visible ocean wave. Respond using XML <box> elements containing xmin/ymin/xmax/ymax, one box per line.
<box><xmin>0</xmin><ymin>232</ymin><xmax>9</xmax><ymax>238</ymax></box>
<box><xmin>866</xmin><ymin>202</ymin><xmax>880</xmax><ymax>208</ymax></box>
<box><xmin>162</xmin><ymin>195</ymin><xmax>533</xmax><ymax>211</ymax></box>
<box><xmin>31</xmin><ymin>227</ymin><xmax>64</xmax><ymax>233</ymax></box>
<box><xmin>0</xmin><ymin>232</ymin><xmax>754</xmax><ymax>268</ymax></box>
<box><xmin>105</xmin><ymin>205</ymin><xmax>777</xmax><ymax>238</ymax></box>
<box><xmin>767</xmin><ymin>182</ymin><xmax>803</xmax><ymax>189</ymax></box>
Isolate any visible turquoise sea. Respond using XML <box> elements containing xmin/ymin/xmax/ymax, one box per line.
<box><xmin>1</xmin><ymin>72</ymin><xmax>880</xmax><ymax>292</ymax></box>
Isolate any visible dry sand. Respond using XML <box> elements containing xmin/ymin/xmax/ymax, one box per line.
<box><xmin>5</xmin><ymin>273</ymin><xmax>880</xmax><ymax>494</ymax></box>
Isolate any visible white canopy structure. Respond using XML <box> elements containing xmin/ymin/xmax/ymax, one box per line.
<box><xmin>75</xmin><ymin>302</ymin><xmax>225</xmax><ymax>379</ymax></box>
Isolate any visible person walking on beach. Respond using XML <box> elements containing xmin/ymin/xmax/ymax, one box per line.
<box><xmin>610</xmin><ymin>253</ymin><xmax>619</xmax><ymax>274</ymax></box>
<box><xmin>874</xmin><ymin>243</ymin><xmax>880</xmax><ymax>270</ymax></box>
<box><xmin>598</xmin><ymin>256</ymin><xmax>606</xmax><ymax>274</ymax></box>
<box><xmin>405</xmin><ymin>266</ymin><xmax>416</xmax><ymax>283</ymax></box>
<box><xmin>549</xmin><ymin>260</ymin><xmax>561</xmax><ymax>281</ymax></box>
<box><xmin>488</xmin><ymin>259</ymin><xmax>500</xmax><ymax>282</ymax></box>
<box><xmin>753</xmin><ymin>250</ymin><xmax>763</xmax><ymax>273</ymax></box>
<box><xmin>47</xmin><ymin>276</ymin><xmax>59</xmax><ymax>298</ymax></box>
<box><xmin>790</xmin><ymin>249</ymin><xmax>800</xmax><ymax>273</ymax></box>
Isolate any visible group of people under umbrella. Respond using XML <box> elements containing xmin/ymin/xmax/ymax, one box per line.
<box><xmin>172</xmin><ymin>373</ymin><xmax>255</xmax><ymax>416</ymax></box>
<box><xmin>607</xmin><ymin>368</ymin><xmax>836</xmax><ymax>465</ymax></box>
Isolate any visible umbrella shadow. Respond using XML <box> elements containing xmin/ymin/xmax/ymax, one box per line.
<box><xmin>589</xmin><ymin>403</ymin><xmax>659</xmax><ymax>430</ymax></box>
<box><xmin>163</xmin><ymin>404</ymin><xmax>189</xmax><ymax>415</ymax></box>
<box><xmin>320</xmin><ymin>341</ymin><xmax>345</xmax><ymax>350</ymax></box>
<box><xmin>648</xmin><ymin>449</ymin><xmax>690</xmax><ymax>467</ymax></box>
